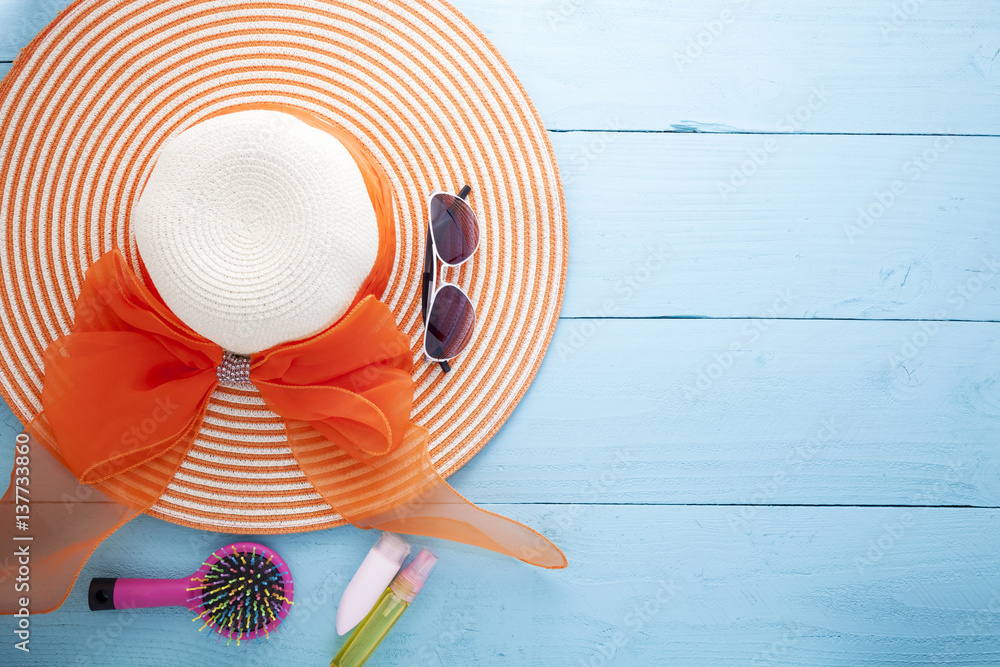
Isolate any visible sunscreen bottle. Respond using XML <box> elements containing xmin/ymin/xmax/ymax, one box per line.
<box><xmin>335</xmin><ymin>532</ymin><xmax>411</xmax><ymax>635</ymax></box>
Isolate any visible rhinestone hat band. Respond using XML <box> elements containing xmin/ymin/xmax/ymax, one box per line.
<box><xmin>217</xmin><ymin>351</ymin><xmax>252</xmax><ymax>384</ymax></box>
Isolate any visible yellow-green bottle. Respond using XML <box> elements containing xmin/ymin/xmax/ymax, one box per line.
<box><xmin>331</xmin><ymin>548</ymin><xmax>438</xmax><ymax>667</ymax></box>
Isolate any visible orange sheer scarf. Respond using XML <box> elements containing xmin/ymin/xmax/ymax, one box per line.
<box><xmin>0</xmin><ymin>107</ymin><xmax>565</xmax><ymax>615</ymax></box>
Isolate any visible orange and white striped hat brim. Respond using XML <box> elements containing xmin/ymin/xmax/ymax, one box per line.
<box><xmin>0</xmin><ymin>0</ymin><xmax>567</xmax><ymax>533</ymax></box>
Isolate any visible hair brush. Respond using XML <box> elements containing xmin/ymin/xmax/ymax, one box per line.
<box><xmin>88</xmin><ymin>541</ymin><xmax>294</xmax><ymax>644</ymax></box>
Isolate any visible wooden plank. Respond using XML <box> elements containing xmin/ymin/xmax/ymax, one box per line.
<box><xmin>461</xmin><ymin>0</ymin><xmax>1000</xmax><ymax>134</ymax></box>
<box><xmin>554</xmin><ymin>132</ymin><xmax>1000</xmax><ymax>320</ymax></box>
<box><xmin>447</xmin><ymin>319</ymin><xmax>1000</xmax><ymax>507</ymax></box>
<box><xmin>3</xmin><ymin>319</ymin><xmax>997</xmax><ymax>508</ymax></box>
<box><xmin>1</xmin><ymin>0</ymin><xmax>998</xmax><ymax>134</ymax></box>
<box><xmin>14</xmin><ymin>506</ymin><xmax>1000</xmax><ymax>665</ymax></box>
<box><xmin>0</xmin><ymin>0</ymin><xmax>62</xmax><ymax>62</ymax></box>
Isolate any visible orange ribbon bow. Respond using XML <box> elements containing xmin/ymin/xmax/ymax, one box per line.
<box><xmin>44</xmin><ymin>249</ymin><xmax>421</xmax><ymax>488</ymax></box>
<box><xmin>0</xmin><ymin>249</ymin><xmax>565</xmax><ymax>614</ymax></box>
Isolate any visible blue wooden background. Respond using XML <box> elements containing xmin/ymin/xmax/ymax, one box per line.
<box><xmin>2</xmin><ymin>0</ymin><xmax>999</xmax><ymax>665</ymax></box>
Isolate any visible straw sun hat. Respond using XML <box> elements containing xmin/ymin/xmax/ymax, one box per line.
<box><xmin>0</xmin><ymin>0</ymin><xmax>568</xmax><ymax>609</ymax></box>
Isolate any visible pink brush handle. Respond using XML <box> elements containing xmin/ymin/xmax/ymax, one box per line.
<box><xmin>113</xmin><ymin>577</ymin><xmax>194</xmax><ymax>609</ymax></box>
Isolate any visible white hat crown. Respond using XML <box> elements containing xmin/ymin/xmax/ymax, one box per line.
<box><xmin>133</xmin><ymin>109</ymin><xmax>380</xmax><ymax>355</ymax></box>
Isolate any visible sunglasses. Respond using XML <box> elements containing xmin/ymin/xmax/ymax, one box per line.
<box><xmin>421</xmin><ymin>185</ymin><xmax>480</xmax><ymax>372</ymax></box>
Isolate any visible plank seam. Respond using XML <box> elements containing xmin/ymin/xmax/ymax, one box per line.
<box><xmin>22</xmin><ymin>501</ymin><xmax>1000</xmax><ymax>508</ymax></box>
<box><xmin>561</xmin><ymin>316</ymin><xmax>1000</xmax><ymax>323</ymax></box>
<box><xmin>482</xmin><ymin>503</ymin><xmax>1000</xmax><ymax>509</ymax></box>
<box><xmin>549</xmin><ymin>129</ymin><xmax>1000</xmax><ymax>138</ymax></box>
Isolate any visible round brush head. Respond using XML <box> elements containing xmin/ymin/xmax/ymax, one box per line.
<box><xmin>188</xmin><ymin>542</ymin><xmax>294</xmax><ymax>644</ymax></box>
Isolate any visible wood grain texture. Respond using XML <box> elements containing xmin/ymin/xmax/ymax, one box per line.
<box><xmin>0</xmin><ymin>0</ymin><xmax>62</xmax><ymax>61</ymax></box>
<box><xmin>464</xmin><ymin>0</ymin><xmax>1000</xmax><ymax>134</ymax></box>
<box><xmin>5</xmin><ymin>508</ymin><xmax>1000</xmax><ymax>666</ymax></box>
<box><xmin>555</xmin><ymin>133</ymin><xmax>1000</xmax><ymax>320</ymax></box>
<box><xmin>448</xmin><ymin>319</ymin><xmax>1000</xmax><ymax>508</ymax></box>
<box><xmin>1</xmin><ymin>0</ymin><xmax>999</xmax><ymax>133</ymax></box>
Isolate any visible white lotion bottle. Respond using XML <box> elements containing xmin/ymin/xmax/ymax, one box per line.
<box><xmin>336</xmin><ymin>532</ymin><xmax>411</xmax><ymax>635</ymax></box>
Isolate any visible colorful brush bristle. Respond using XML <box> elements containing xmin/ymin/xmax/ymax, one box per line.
<box><xmin>189</xmin><ymin>543</ymin><xmax>294</xmax><ymax>644</ymax></box>
<box><xmin>87</xmin><ymin>540</ymin><xmax>294</xmax><ymax>646</ymax></box>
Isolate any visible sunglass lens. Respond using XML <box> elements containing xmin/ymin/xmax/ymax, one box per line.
<box><xmin>430</xmin><ymin>194</ymin><xmax>479</xmax><ymax>265</ymax></box>
<box><xmin>426</xmin><ymin>285</ymin><xmax>476</xmax><ymax>360</ymax></box>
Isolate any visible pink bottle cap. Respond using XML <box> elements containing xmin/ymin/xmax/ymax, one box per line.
<box><xmin>390</xmin><ymin>548</ymin><xmax>438</xmax><ymax>603</ymax></box>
